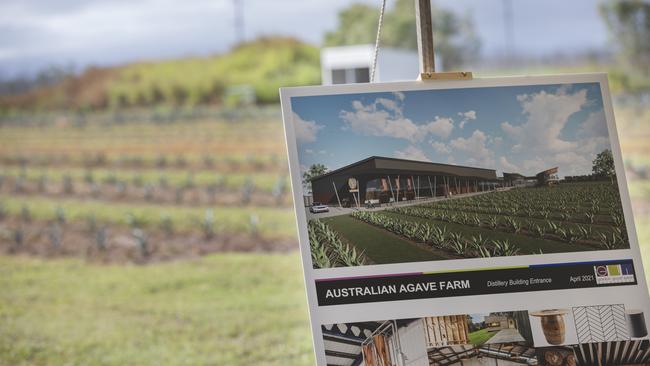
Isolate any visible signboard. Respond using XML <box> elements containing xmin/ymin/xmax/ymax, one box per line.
<box><xmin>280</xmin><ymin>74</ymin><xmax>650</xmax><ymax>366</ymax></box>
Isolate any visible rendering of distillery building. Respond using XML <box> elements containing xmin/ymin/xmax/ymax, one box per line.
<box><xmin>502</xmin><ymin>167</ymin><xmax>559</xmax><ymax>187</ymax></box>
<box><xmin>310</xmin><ymin>156</ymin><xmax>499</xmax><ymax>207</ymax></box>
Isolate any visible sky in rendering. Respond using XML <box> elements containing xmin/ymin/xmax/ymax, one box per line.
<box><xmin>291</xmin><ymin>82</ymin><xmax>611</xmax><ymax>178</ymax></box>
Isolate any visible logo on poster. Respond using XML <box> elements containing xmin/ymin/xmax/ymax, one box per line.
<box><xmin>594</xmin><ymin>263</ymin><xmax>635</xmax><ymax>285</ymax></box>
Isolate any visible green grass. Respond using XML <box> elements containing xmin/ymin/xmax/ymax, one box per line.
<box><xmin>468</xmin><ymin>328</ymin><xmax>495</xmax><ymax>346</ymax></box>
<box><xmin>0</xmin><ymin>194</ymin><xmax>297</xmax><ymax>239</ymax></box>
<box><xmin>0</xmin><ymin>253</ymin><xmax>313</xmax><ymax>366</ymax></box>
<box><xmin>323</xmin><ymin>215</ymin><xmax>450</xmax><ymax>264</ymax></box>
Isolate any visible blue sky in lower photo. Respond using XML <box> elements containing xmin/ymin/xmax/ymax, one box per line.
<box><xmin>291</xmin><ymin>82</ymin><xmax>610</xmax><ymax>178</ymax></box>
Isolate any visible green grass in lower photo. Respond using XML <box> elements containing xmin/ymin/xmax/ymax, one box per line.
<box><xmin>0</xmin><ymin>254</ymin><xmax>313</xmax><ymax>366</ymax></box>
<box><xmin>468</xmin><ymin>328</ymin><xmax>495</xmax><ymax>346</ymax></box>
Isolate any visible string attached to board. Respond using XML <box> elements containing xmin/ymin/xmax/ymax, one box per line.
<box><xmin>370</xmin><ymin>0</ymin><xmax>388</xmax><ymax>83</ymax></box>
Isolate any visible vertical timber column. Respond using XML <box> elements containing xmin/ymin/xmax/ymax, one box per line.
<box><xmin>415</xmin><ymin>0</ymin><xmax>435</xmax><ymax>75</ymax></box>
<box><xmin>332</xmin><ymin>180</ymin><xmax>342</xmax><ymax>207</ymax></box>
<box><xmin>434</xmin><ymin>176</ymin><xmax>437</xmax><ymax>198</ymax></box>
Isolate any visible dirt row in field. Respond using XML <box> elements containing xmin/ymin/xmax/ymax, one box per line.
<box><xmin>0</xmin><ymin>156</ymin><xmax>288</xmax><ymax>173</ymax></box>
<box><xmin>0</xmin><ymin>218</ymin><xmax>298</xmax><ymax>264</ymax></box>
<box><xmin>2</xmin><ymin>179</ymin><xmax>291</xmax><ymax>207</ymax></box>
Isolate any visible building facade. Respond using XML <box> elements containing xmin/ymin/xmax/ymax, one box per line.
<box><xmin>310</xmin><ymin>156</ymin><xmax>498</xmax><ymax>207</ymax></box>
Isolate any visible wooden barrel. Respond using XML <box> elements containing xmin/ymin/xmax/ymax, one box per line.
<box><xmin>531</xmin><ymin>310</ymin><xmax>568</xmax><ymax>345</ymax></box>
<box><xmin>540</xmin><ymin>315</ymin><xmax>565</xmax><ymax>345</ymax></box>
<box><xmin>626</xmin><ymin>310</ymin><xmax>648</xmax><ymax>338</ymax></box>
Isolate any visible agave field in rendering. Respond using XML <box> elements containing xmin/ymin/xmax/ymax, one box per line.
<box><xmin>311</xmin><ymin>181</ymin><xmax>630</xmax><ymax>268</ymax></box>
<box><xmin>0</xmin><ymin>107</ymin><xmax>297</xmax><ymax>263</ymax></box>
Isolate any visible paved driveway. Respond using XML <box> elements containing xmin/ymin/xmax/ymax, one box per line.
<box><xmin>304</xmin><ymin>190</ymin><xmax>499</xmax><ymax>220</ymax></box>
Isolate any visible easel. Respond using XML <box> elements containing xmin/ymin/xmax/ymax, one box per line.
<box><xmin>414</xmin><ymin>0</ymin><xmax>473</xmax><ymax>81</ymax></box>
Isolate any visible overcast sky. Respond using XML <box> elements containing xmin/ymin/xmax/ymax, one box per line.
<box><xmin>0</xmin><ymin>0</ymin><xmax>609</xmax><ymax>78</ymax></box>
<box><xmin>291</xmin><ymin>82</ymin><xmax>609</xmax><ymax>179</ymax></box>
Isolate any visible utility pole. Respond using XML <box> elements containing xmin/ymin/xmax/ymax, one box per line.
<box><xmin>233</xmin><ymin>0</ymin><xmax>245</xmax><ymax>44</ymax></box>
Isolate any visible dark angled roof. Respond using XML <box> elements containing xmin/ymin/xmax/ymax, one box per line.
<box><xmin>311</xmin><ymin>156</ymin><xmax>497</xmax><ymax>182</ymax></box>
<box><xmin>503</xmin><ymin>172</ymin><xmax>526</xmax><ymax>179</ymax></box>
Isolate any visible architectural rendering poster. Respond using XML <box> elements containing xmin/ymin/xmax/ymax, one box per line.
<box><xmin>280</xmin><ymin>74</ymin><xmax>650</xmax><ymax>366</ymax></box>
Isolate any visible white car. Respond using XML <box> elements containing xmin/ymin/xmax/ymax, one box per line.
<box><xmin>310</xmin><ymin>203</ymin><xmax>329</xmax><ymax>214</ymax></box>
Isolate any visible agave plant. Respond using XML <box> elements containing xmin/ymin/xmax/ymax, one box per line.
<box><xmin>468</xmin><ymin>234</ymin><xmax>489</xmax><ymax>252</ymax></box>
<box><xmin>63</xmin><ymin>174</ymin><xmax>74</xmax><ymax>194</ymax></box>
<box><xmin>132</xmin><ymin>228</ymin><xmax>149</xmax><ymax>257</ymax></box>
<box><xmin>47</xmin><ymin>223</ymin><xmax>63</xmax><ymax>248</ymax></box>
<box><xmin>491</xmin><ymin>239</ymin><xmax>520</xmax><ymax>256</ymax></box>
<box><xmin>21</xmin><ymin>205</ymin><xmax>31</xmax><ymax>223</ymax></box>
<box><xmin>429</xmin><ymin>226</ymin><xmax>448</xmax><ymax>248</ymax></box>
<box><xmin>308</xmin><ymin>219</ymin><xmax>366</xmax><ymax>268</ymax></box>
<box><xmin>95</xmin><ymin>226</ymin><xmax>108</xmax><ymax>250</ymax></box>
<box><xmin>597</xmin><ymin>232</ymin><xmax>621</xmax><ymax>249</ymax></box>
<box><xmin>504</xmin><ymin>217</ymin><xmax>521</xmax><ymax>234</ymax></box>
<box><xmin>487</xmin><ymin>216</ymin><xmax>499</xmax><ymax>230</ymax></box>
<box><xmin>159</xmin><ymin>213</ymin><xmax>174</xmax><ymax>237</ymax></box>
<box><xmin>54</xmin><ymin>206</ymin><xmax>66</xmax><ymax>225</ymax></box>
<box><xmin>201</xmin><ymin>209</ymin><xmax>216</xmax><ymax>240</ymax></box>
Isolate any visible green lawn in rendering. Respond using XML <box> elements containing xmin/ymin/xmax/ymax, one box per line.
<box><xmin>323</xmin><ymin>214</ymin><xmax>451</xmax><ymax>264</ymax></box>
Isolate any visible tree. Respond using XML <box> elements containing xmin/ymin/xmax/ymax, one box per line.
<box><xmin>592</xmin><ymin>149</ymin><xmax>616</xmax><ymax>181</ymax></box>
<box><xmin>302</xmin><ymin>164</ymin><xmax>328</xmax><ymax>192</ymax></box>
<box><xmin>600</xmin><ymin>1</ymin><xmax>650</xmax><ymax>77</ymax></box>
<box><xmin>324</xmin><ymin>0</ymin><xmax>480</xmax><ymax>69</ymax></box>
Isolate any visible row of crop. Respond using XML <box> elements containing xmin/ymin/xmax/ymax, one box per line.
<box><xmin>456</xmin><ymin>183</ymin><xmax>619</xmax><ymax>206</ymax></box>
<box><xmin>0</xmin><ymin>202</ymin><xmax>262</xmax><ymax>243</ymax></box>
<box><xmin>425</xmin><ymin>183</ymin><xmax>624</xmax><ymax>225</ymax></box>
<box><xmin>435</xmin><ymin>183</ymin><xmax>622</xmax><ymax>213</ymax></box>
<box><xmin>0</xmin><ymin>166</ymin><xmax>288</xmax><ymax>192</ymax></box>
<box><xmin>390</xmin><ymin>206</ymin><xmax>627</xmax><ymax>250</ymax></box>
<box><xmin>418</xmin><ymin>200</ymin><xmax>622</xmax><ymax>226</ymax></box>
<box><xmin>1</xmin><ymin>174</ymin><xmax>288</xmax><ymax>207</ymax></box>
<box><xmin>0</xmin><ymin>193</ymin><xmax>295</xmax><ymax>239</ymax></box>
<box><xmin>0</xmin><ymin>152</ymin><xmax>286</xmax><ymax>172</ymax></box>
<box><xmin>308</xmin><ymin>219</ymin><xmax>367</xmax><ymax>268</ymax></box>
<box><xmin>351</xmin><ymin>211</ymin><xmax>522</xmax><ymax>258</ymax></box>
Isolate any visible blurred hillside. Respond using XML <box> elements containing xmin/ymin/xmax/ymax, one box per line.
<box><xmin>0</xmin><ymin>37</ymin><xmax>320</xmax><ymax>111</ymax></box>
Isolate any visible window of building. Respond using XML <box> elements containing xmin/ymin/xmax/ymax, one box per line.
<box><xmin>330</xmin><ymin>67</ymin><xmax>371</xmax><ymax>84</ymax></box>
<box><xmin>331</xmin><ymin>69</ymin><xmax>347</xmax><ymax>84</ymax></box>
<box><xmin>354</xmin><ymin>67</ymin><xmax>370</xmax><ymax>83</ymax></box>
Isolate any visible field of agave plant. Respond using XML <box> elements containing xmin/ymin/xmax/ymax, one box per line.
<box><xmin>0</xmin><ymin>108</ymin><xmax>297</xmax><ymax>262</ymax></box>
<box><xmin>308</xmin><ymin>219</ymin><xmax>367</xmax><ymax>268</ymax></box>
<box><xmin>314</xmin><ymin>182</ymin><xmax>630</xmax><ymax>265</ymax></box>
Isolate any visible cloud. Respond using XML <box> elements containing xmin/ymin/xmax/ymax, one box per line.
<box><xmin>499</xmin><ymin>156</ymin><xmax>518</xmax><ymax>172</ymax></box>
<box><xmin>340</xmin><ymin>96</ymin><xmax>454</xmax><ymax>142</ymax></box>
<box><xmin>458</xmin><ymin>110</ymin><xmax>477</xmax><ymax>129</ymax></box>
<box><xmin>500</xmin><ymin>121</ymin><xmax>523</xmax><ymax>140</ymax></box>
<box><xmin>577</xmin><ymin>110</ymin><xmax>608</xmax><ymax>138</ymax></box>
<box><xmin>392</xmin><ymin>91</ymin><xmax>405</xmax><ymax>101</ymax></box>
<box><xmin>424</xmin><ymin>117</ymin><xmax>455</xmax><ymax>139</ymax></box>
<box><xmin>375</xmin><ymin>97</ymin><xmax>401</xmax><ymax>114</ymax></box>
<box><xmin>493</xmin><ymin>86</ymin><xmax>609</xmax><ymax>176</ymax></box>
<box><xmin>394</xmin><ymin>145</ymin><xmax>431</xmax><ymax>162</ymax></box>
<box><xmin>449</xmin><ymin>129</ymin><xmax>495</xmax><ymax>167</ymax></box>
<box><xmin>504</xmin><ymin>88</ymin><xmax>588</xmax><ymax>152</ymax></box>
<box><xmin>431</xmin><ymin>141</ymin><xmax>450</xmax><ymax>154</ymax></box>
<box><xmin>293</xmin><ymin>112</ymin><xmax>323</xmax><ymax>143</ymax></box>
